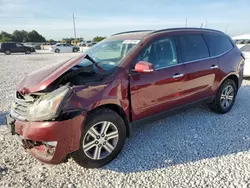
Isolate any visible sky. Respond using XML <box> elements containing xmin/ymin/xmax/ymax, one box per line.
<box><xmin>0</xmin><ymin>0</ymin><xmax>249</xmax><ymax>40</ymax></box>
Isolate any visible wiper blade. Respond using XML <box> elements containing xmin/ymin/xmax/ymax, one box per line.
<box><xmin>85</xmin><ymin>54</ymin><xmax>106</xmax><ymax>73</ymax></box>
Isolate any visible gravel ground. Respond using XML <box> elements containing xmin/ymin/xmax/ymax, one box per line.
<box><xmin>0</xmin><ymin>52</ymin><xmax>250</xmax><ymax>188</ymax></box>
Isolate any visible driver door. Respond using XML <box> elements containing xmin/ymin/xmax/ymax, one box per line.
<box><xmin>129</xmin><ymin>37</ymin><xmax>186</xmax><ymax>121</ymax></box>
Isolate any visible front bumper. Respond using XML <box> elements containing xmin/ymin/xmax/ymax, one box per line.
<box><xmin>5</xmin><ymin>113</ymin><xmax>86</xmax><ymax>164</ymax></box>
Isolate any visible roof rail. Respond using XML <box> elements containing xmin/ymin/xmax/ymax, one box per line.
<box><xmin>152</xmin><ymin>27</ymin><xmax>224</xmax><ymax>34</ymax></box>
<box><xmin>112</xmin><ymin>30</ymin><xmax>153</xmax><ymax>36</ymax></box>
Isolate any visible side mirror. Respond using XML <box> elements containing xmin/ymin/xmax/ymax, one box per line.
<box><xmin>134</xmin><ymin>61</ymin><xmax>154</xmax><ymax>73</ymax></box>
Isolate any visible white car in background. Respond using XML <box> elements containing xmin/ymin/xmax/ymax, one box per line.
<box><xmin>49</xmin><ymin>43</ymin><xmax>80</xmax><ymax>53</ymax></box>
<box><xmin>240</xmin><ymin>44</ymin><xmax>250</xmax><ymax>77</ymax></box>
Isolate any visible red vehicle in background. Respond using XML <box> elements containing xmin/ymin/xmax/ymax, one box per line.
<box><xmin>6</xmin><ymin>28</ymin><xmax>244</xmax><ymax>168</ymax></box>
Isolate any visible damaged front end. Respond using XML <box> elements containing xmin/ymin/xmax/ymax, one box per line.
<box><xmin>7</xmin><ymin>85</ymin><xmax>86</xmax><ymax>164</ymax></box>
<box><xmin>5</xmin><ymin>54</ymin><xmax>107</xmax><ymax>164</ymax></box>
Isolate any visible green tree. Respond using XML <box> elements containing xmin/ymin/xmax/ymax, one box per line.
<box><xmin>0</xmin><ymin>31</ymin><xmax>13</xmax><ymax>42</ymax></box>
<box><xmin>12</xmin><ymin>30</ymin><xmax>29</xmax><ymax>42</ymax></box>
<box><xmin>93</xmin><ymin>36</ymin><xmax>106</xmax><ymax>42</ymax></box>
<box><xmin>27</xmin><ymin>30</ymin><xmax>46</xmax><ymax>42</ymax></box>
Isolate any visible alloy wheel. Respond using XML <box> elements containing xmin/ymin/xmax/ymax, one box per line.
<box><xmin>83</xmin><ymin>121</ymin><xmax>119</xmax><ymax>160</ymax></box>
<box><xmin>220</xmin><ymin>85</ymin><xmax>234</xmax><ymax>109</ymax></box>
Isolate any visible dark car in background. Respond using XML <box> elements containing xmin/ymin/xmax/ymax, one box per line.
<box><xmin>0</xmin><ymin>42</ymin><xmax>36</xmax><ymax>55</ymax></box>
<box><xmin>5</xmin><ymin>28</ymin><xmax>244</xmax><ymax>168</ymax></box>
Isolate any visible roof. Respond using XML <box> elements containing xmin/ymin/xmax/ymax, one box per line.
<box><xmin>109</xmin><ymin>31</ymin><xmax>153</xmax><ymax>40</ymax></box>
<box><xmin>110</xmin><ymin>27</ymin><xmax>224</xmax><ymax>40</ymax></box>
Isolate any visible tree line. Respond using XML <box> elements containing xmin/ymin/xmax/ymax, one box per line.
<box><xmin>0</xmin><ymin>30</ymin><xmax>46</xmax><ymax>43</ymax></box>
<box><xmin>62</xmin><ymin>36</ymin><xmax>106</xmax><ymax>44</ymax></box>
<box><xmin>0</xmin><ymin>30</ymin><xmax>106</xmax><ymax>43</ymax></box>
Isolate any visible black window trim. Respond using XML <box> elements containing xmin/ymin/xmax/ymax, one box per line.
<box><xmin>172</xmin><ymin>33</ymin><xmax>234</xmax><ymax>65</ymax></box>
<box><xmin>130</xmin><ymin>33</ymin><xmax>234</xmax><ymax>71</ymax></box>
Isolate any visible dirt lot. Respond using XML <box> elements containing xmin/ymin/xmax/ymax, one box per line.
<box><xmin>0</xmin><ymin>52</ymin><xmax>250</xmax><ymax>188</ymax></box>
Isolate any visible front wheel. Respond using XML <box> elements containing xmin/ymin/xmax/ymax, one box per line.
<box><xmin>209</xmin><ymin>79</ymin><xmax>237</xmax><ymax>114</ymax></box>
<box><xmin>73</xmin><ymin>48</ymin><xmax>78</xmax><ymax>52</ymax></box>
<box><xmin>72</xmin><ymin>108</ymin><xmax>126</xmax><ymax>168</ymax></box>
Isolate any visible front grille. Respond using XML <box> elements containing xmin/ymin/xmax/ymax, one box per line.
<box><xmin>10</xmin><ymin>92</ymin><xmax>35</xmax><ymax>121</ymax></box>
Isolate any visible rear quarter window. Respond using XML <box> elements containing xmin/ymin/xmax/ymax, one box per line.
<box><xmin>204</xmin><ymin>33</ymin><xmax>233</xmax><ymax>56</ymax></box>
<box><xmin>176</xmin><ymin>34</ymin><xmax>209</xmax><ymax>62</ymax></box>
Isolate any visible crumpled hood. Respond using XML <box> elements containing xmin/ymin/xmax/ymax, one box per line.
<box><xmin>16</xmin><ymin>54</ymin><xmax>86</xmax><ymax>94</ymax></box>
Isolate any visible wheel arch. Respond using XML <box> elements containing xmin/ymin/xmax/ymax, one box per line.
<box><xmin>86</xmin><ymin>104</ymin><xmax>131</xmax><ymax>137</ymax></box>
<box><xmin>220</xmin><ymin>74</ymin><xmax>239</xmax><ymax>91</ymax></box>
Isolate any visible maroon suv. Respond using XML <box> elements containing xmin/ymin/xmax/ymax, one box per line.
<box><xmin>5</xmin><ymin>28</ymin><xmax>244</xmax><ymax>168</ymax></box>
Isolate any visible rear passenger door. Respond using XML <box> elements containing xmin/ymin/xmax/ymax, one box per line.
<box><xmin>64</xmin><ymin>44</ymin><xmax>73</xmax><ymax>53</ymax></box>
<box><xmin>175</xmin><ymin>34</ymin><xmax>219</xmax><ymax>103</ymax></box>
<box><xmin>16</xmin><ymin>43</ymin><xmax>26</xmax><ymax>52</ymax></box>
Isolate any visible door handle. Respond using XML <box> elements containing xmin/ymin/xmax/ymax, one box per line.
<box><xmin>210</xmin><ymin>65</ymin><xmax>219</xmax><ymax>69</ymax></box>
<box><xmin>173</xmin><ymin>73</ymin><xmax>184</xmax><ymax>79</ymax></box>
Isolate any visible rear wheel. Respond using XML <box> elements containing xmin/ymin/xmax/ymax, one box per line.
<box><xmin>55</xmin><ymin>49</ymin><xmax>60</xmax><ymax>53</ymax></box>
<box><xmin>209</xmin><ymin>79</ymin><xmax>237</xmax><ymax>114</ymax></box>
<box><xmin>73</xmin><ymin>48</ymin><xmax>78</xmax><ymax>52</ymax></box>
<box><xmin>72</xmin><ymin>108</ymin><xmax>126</xmax><ymax>168</ymax></box>
<box><xmin>25</xmin><ymin>50</ymin><xmax>31</xmax><ymax>54</ymax></box>
<box><xmin>4</xmin><ymin>50</ymin><xmax>11</xmax><ymax>55</ymax></box>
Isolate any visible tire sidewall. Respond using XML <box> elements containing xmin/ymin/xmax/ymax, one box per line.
<box><xmin>73</xmin><ymin>109</ymin><xmax>126</xmax><ymax>168</ymax></box>
<box><xmin>55</xmin><ymin>49</ymin><xmax>60</xmax><ymax>53</ymax></box>
<box><xmin>216</xmin><ymin>79</ymin><xmax>237</xmax><ymax>113</ymax></box>
<box><xmin>25</xmin><ymin>50</ymin><xmax>31</xmax><ymax>54</ymax></box>
<box><xmin>5</xmin><ymin>50</ymin><xmax>11</xmax><ymax>55</ymax></box>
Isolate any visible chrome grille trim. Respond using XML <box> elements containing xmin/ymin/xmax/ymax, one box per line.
<box><xmin>10</xmin><ymin>92</ymin><xmax>36</xmax><ymax>121</ymax></box>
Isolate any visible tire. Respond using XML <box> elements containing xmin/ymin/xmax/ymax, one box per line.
<box><xmin>4</xmin><ymin>50</ymin><xmax>11</xmax><ymax>55</ymax></box>
<box><xmin>73</xmin><ymin>48</ymin><xmax>78</xmax><ymax>53</ymax></box>
<box><xmin>209</xmin><ymin>79</ymin><xmax>237</xmax><ymax>114</ymax></box>
<box><xmin>55</xmin><ymin>49</ymin><xmax>60</xmax><ymax>53</ymax></box>
<box><xmin>25</xmin><ymin>50</ymin><xmax>31</xmax><ymax>54</ymax></box>
<box><xmin>72</xmin><ymin>108</ymin><xmax>126</xmax><ymax>168</ymax></box>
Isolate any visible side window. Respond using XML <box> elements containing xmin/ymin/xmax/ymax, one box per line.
<box><xmin>138</xmin><ymin>37</ymin><xmax>178</xmax><ymax>69</ymax></box>
<box><xmin>16</xmin><ymin>43</ymin><xmax>23</xmax><ymax>47</ymax></box>
<box><xmin>204</xmin><ymin>34</ymin><xmax>233</xmax><ymax>56</ymax></box>
<box><xmin>176</xmin><ymin>34</ymin><xmax>209</xmax><ymax>62</ymax></box>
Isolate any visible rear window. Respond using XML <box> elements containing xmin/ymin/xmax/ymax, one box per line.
<box><xmin>204</xmin><ymin>34</ymin><xmax>233</xmax><ymax>56</ymax></box>
<box><xmin>176</xmin><ymin>34</ymin><xmax>209</xmax><ymax>62</ymax></box>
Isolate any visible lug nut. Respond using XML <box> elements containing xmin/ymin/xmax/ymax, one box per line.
<box><xmin>95</xmin><ymin>141</ymin><xmax>98</xmax><ymax>144</ymax></box>
<box><xmin>101</xmin><ymin>134</ymin><xmax>105</xmax><ymax>137</ymax></box>
<box><xmin>104</xmin><ymin>137</ymin><xmax>108</xmax><ymax>140</ymax></box>
<box><xmin>96</xmin><ymin>136</ymin><xmax>100</xmax><ymax>139</ymax></box>
<box><xmin>103</xmin><ymin>141</ymin><xmax>106</xmax><ymax>145</ymax></box>
<box><xmin>98</xmin><ymin>144</ymin><xmax>102</xmax><ymax>147</ymax></box>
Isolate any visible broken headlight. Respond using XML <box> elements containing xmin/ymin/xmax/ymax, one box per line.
<box><xmin>28</xmin><ymin>86</ymin><xmax>70</xmax><ymax>121</ymax></box>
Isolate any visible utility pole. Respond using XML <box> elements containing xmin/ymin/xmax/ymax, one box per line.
<box><xmin>185</xmin><ymin>17</ymin><xmax>188</xmax><ymax>27</ymax></box>
<box><xmin>200</xmin><ymin>23</ymin><xmax>203</xmax><ymax>28</ymax></box>
<box><xmin>73</xmin><ymin>13</ymin><xmax>76</xmax><ymax>39</ymax></box>
<box><xmin>205</xmin><ymin>20</ymin><xmax>207</xmax><ymax>28</ymax></box>
<box><xmin>225</xmin><ymin>25</ymin><xmax>228</xmax><ymax>34</ymax></box>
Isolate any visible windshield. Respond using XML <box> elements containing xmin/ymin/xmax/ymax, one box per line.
<box><xmin>77</xmin><ymin>39</ymin><xmax>140</xmax><ymax>72</ymax></box>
